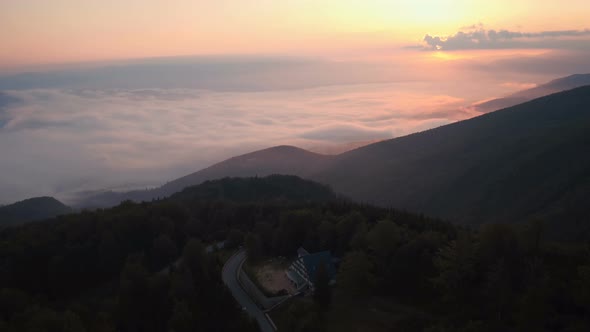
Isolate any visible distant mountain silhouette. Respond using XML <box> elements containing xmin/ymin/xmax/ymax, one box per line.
<box><xmin>163</xmin><ymin>145</ymin><xmax>330</xmax><ymax>194</ymax></box>
<box><xmin>75</xmin><ymin>85</ymin><xmax>590</xmax><ymax>240</ymax></box>
<box><xmin>0</xmin><ymin>197</ymin><xmax>71</xmax><ymax>226</ymax></box>
<box><xmin>471</xmin><ymin>74</ymin><xmax>590</xmax><ymax>113</ymax></box>
<box><xmin>74</xmin><ymin>146</ymin><xmax>331</xmax><ymax>208</ymax></box>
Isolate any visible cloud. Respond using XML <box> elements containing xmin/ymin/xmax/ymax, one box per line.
<box><xmin>0</xmin><ymin>81</ymin><xmax>480</xmax><ymax>204</ymax></box>
<box><xmin>423</xmin><ymin>27</ymin><xmax>590</xmax><ymax>51</ymax></box>
<box><xmin>0</xmin><ymin>56</ymin><xmax>402</xmax><ymax>92</ymax></box>
<box><xmin>463</xmin><ymin>50</ymin><xmax>590</xmax><ymax>76</ymax></box>
<box><xmin>459</xmin><ymin>23</ymin><xmax>484</xmax><ymax>31</ymax></box>
<box><xmin>500</xmin><ymin>82</ymin><xmax>537</xmax><ymax>90</ymax></box>
<box><xmin>300</xmin><ymin>124</ymin><xmax>392</xmax><ymax>142</ymax></box>
<box><xmin>0</xmin><ymin>92</ymin><xmax>22</xmax><ymax>128</ymax></box>
<box><xmin>2</xmin><ymin>53</ymin><xmax>582</xmax><ymax>204</ymax></box>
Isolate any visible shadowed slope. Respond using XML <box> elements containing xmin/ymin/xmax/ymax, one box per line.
<box><xmin>318</xmin><ymin>86</ymin><xmax>590</xmax><ymax>239</ymax></box>
<box><xmin>472</xmin><ymin>74</ymin><xmax>590</xmax><ymax>113</ymax></box>
<box><xmin>74</xmin><ymin>86</ymin><xmax>590</xmax><ymax>240</ymax></box>
<box><xmin>171</xmin><ymin>174</ymin><xmax>337</xmax><ymax>204</ymax></box>
<box><xmin>0</xmin><ymin>197</ymin><xmax>71</xmax><ymax>226</ymax></box>
<box><xmin>162</xmin><ymin>146</ymin><xmax>331</xmax><ymax>195</ymax></box>
<box><xmin>76</xmin><ymin>146</ymin><xmax>331</xmax><ymax>207</ymax></box>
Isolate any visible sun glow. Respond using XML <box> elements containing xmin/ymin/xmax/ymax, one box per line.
<box><xmin>1</xmin><ymin>0</ymin><xmax>589</xmax><ymax>68</ymax></box>
<box><xmin>431</xmin><ymin>51</ymin><xmax>465</xmax><ymax>61</ymax></box>
<box><xmin>395</xmin><ymin>0</ymin><xmax>469</xmax><ymax>25</ymax></box>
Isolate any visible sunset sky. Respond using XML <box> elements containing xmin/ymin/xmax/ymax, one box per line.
<box><xmin>2</xmin><ymin>0</ymin><xmax>590</xmax><ymax>67</ymax></box>
<box><xmin>1</xmin><ymin>0</ymin><xmax>589</xmax><ymax>203</ymax></box>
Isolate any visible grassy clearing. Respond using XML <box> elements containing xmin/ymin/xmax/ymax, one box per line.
<box><xmin>243</xmin><ymin>261</ymin><xmax>281</xmax><ymax>297</ymax></box>
<box><xmin>244</xmin><ymin>258</ymin><xmax>292</xmax><ymax>297</ymax></box>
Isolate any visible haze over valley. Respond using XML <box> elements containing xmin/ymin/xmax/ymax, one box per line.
<box><xmin>2</xmin><ymin>61</ymin><xmax>590</xmax><ymax>204</ymax></box>
<box><xmin>1</xmin><ymin>1</ymin><xmax>590</xmax><ymax>332</ymax></box>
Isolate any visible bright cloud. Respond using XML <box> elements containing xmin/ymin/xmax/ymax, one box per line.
<box><xmin>0</xmin><ymin>81</ymin><xmax>482</xmax><ymax>204</ymax></box>
<box><xmin>0</xmin><ymin>51</ymin><xmax>588</xmax><ymax>204</ymax></box>
<box><xmin>423</xmin><ymin>27</ymin><xmax>590</xmax><ymax>51</ymax></box>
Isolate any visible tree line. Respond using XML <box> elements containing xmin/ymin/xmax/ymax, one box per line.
<box><xmin>0</xmin><ymin>176</ymin><xmax>588</xmax><ymax>331</ymax></box>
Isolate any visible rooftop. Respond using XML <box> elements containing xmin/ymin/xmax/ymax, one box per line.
<box><xmin>300</xmin><ymin>250</ymin><xmax>336</xmax><ymax>283</ymax></box>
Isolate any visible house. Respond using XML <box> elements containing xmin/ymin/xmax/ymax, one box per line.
<box><xmin>286</xmin><ymin>247</ymin><xmax>336</xmax><ymax>292</ymax></box>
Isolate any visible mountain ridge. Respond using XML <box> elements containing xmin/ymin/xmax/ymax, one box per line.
<box><xmin>314</xmin><ymin>86</ymin><xmax>590</xmax><ymax>239</ymax></box>
<box><xmin>73</xmin><ymin>145</ymin><xmax>332</xmax><ymax>208</ymax></box>
<box><xmin>471</xmin><ymin>73</ymin><xmax>590</xmax><ymax>113</ymax></box>
<box><xmin>73</xmin><ymin>84</ymin><xmax>590</xmax><ymax>240</ymax></box>
<box><xmin>0</xmin><ymin>196</ymin><xmax>72</xmax><ymax>226</ymax></box>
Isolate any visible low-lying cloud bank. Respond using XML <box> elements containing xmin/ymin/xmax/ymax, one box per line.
<box><xmin>1</xmin><ymin>52</ymin><xmax>588</xmax><ymax>204</ymax></box>
<box><xmin>0</xmin><ymin>56</ymin><xmax>401</xmax><ymax>92</ymax></box>
<box><xmin>0</xmin><ymin>82</ymin><xmax>475</xmax><ymax>204</ymax></box>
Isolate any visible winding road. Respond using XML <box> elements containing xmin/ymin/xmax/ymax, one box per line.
<box><xmin>222</xmin><ymin>250</ymin><xmax>276</xmax><ymax>332</ymax></box>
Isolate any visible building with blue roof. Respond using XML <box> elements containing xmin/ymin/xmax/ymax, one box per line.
<box><xmin>286</xmin><ymin>247</ymin><xmax>336</xmax><ymax>292</ymax></box>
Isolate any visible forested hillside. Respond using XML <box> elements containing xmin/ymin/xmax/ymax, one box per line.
<box><xmin>320</xmin><ymin>86</ymin><xmax>590</xmax><ymax>240</ymax></box>
<box><xmin>171</xmin><ymin>175</ymin><xmax>336</xmax><ymax>203</ymax></box>
<box><xmin>76</xmin><ymin>146</ymin><xmax>330</xmax><ymax>208</ymax></box>
<box><xmin>1</xmin><ymin>176</ymin><xmax>589</xmax><ymax>331</ymax></box>
<box><xmin>75</xmin><ymin>86</ymin><xmax>590</xmax><ymax>242</ymax></box>
<box><xmin>0</xmin><ymin>197</ymin><xmax>71</xmax><ymax>226</ymax></box>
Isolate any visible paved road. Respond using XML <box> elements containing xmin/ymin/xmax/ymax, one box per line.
<box><xmin>222</xmin><ymin>250</ymin><xmax>275</xmax><ymax>332</ymax></box>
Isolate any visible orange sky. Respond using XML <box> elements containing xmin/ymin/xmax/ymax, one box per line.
<box><xmin>1</xmin><ymin>1</ymin><xmax>589</xmax><ymax>203</ymax></box>
<box><xmin>1</xmin><ymin>0</ymin><xmax>589</xmax><ymax>68</ymax></box>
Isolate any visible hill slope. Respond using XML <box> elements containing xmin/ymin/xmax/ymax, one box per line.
<box><xmin>317</xmin><ymin>86</ymin><xmax>590</xmax><ymax>239</ymax></box>
<box><xmin>75</xmin><ymin>146</ymin><xmax>331</xmax><ymax>207</ymax></box>
<box><xmin>171</xmin><ymin>174</ymin><xmax>337</xmax><ymax>203</ymax></box>
<box><xmin>0</xmin><ymin>197</ymin><xmax>72</xmax><ymax>226</ymax></box>
<box><xmin>74</xmin><ymin>86</ymin><xmax>590</xmax><ymax>239</ymax></box>
<box><xmin>472</xmin><ymin>74</ymin><xmax>590</xmax><ymax>113</ymax></box>
<box><xmin>163</xmin><ymin>145</ymin><xmax>331</xmax><ymax>195</ymax></box>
